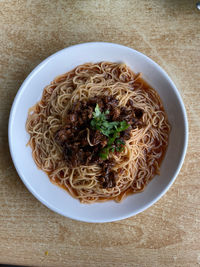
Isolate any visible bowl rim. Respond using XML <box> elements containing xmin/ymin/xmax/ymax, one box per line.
<box><xmin>8</xmin><ymin>42</ymin><xmax>188</xmax><ymax>222</ymax></box>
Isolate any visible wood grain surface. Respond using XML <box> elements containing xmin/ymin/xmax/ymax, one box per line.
<box><xmin>0</xmin><ymin>1</ymin><xmax>200</xmax><ymax>266</ymax></box>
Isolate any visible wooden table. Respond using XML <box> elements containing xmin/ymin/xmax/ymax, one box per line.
<box><xmin>0</xmin><ymin>1</ymin><xmax>200</xmax><ymax>266</ymax></box>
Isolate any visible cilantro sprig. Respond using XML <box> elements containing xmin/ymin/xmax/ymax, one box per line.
<box><xmin>90</xmin><ymin>104</ymin><xmax>129</xmax><ymax>159</ymax></box>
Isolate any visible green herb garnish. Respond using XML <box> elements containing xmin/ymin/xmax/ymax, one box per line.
<box><xmin>90</xmin><ymin>104</ymin><xmax>129</xmax><ymax>160</ymax></box>
<box><xmin>115</xmin><ymin>139</ymin><xmax>125</xmax><ymax>145</ymax></box>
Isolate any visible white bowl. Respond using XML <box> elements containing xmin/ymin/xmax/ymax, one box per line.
<box><xmin>8</xmin><ymin>42</ymin><xmax>188</xmax><ymax>223</ymax></box>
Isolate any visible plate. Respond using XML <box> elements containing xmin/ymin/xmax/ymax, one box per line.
<box><xmin>8</xmin><ymin>42</ymin><xmax>188</xmax><ymax>222</ymax></box>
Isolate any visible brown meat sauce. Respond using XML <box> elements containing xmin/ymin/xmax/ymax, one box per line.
<box><xmin>55</xmin><ymin>95</ymin><xmax>143</xmax><ymax>189</ymax></box>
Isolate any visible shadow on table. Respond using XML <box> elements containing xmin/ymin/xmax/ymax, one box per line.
<box><xmin>0</xmin><ymin>265</ymin><xmax>29</xmax><ymax>267</ymax></box>
<box><xmin>154</xmin><ymin>0</ymin><xmax>198</xmax><ymax>12</ymax></box>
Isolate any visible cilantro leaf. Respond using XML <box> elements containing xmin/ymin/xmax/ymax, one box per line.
<box><xmin>90</xmin><ymin>104</ymin><xmax>129</xmax><ymax>160</ymax></box>
<box><xmin>115</xmin><ymin>139</ymin><xmax>125</xmax><ymax>145</ymax></box>
<box><xmin>115</xmin><ymin>121</ymin><xmax>130</xmax><ymax>132</ymax></box>
<box><xmin>92</xmin><ymin>104</ymin><xmax>101</xmax><ymax>118</ymax></box>
<box><xmin>99</xmin><ymin>146</ymin><xmax>110</xmax><ymax>160</ymax></box>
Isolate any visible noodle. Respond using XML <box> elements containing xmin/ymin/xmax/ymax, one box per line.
<box><xmin>26</xmin><ymin>62</ymin><xmax>170</xmax><ymax>203</ymax></box>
